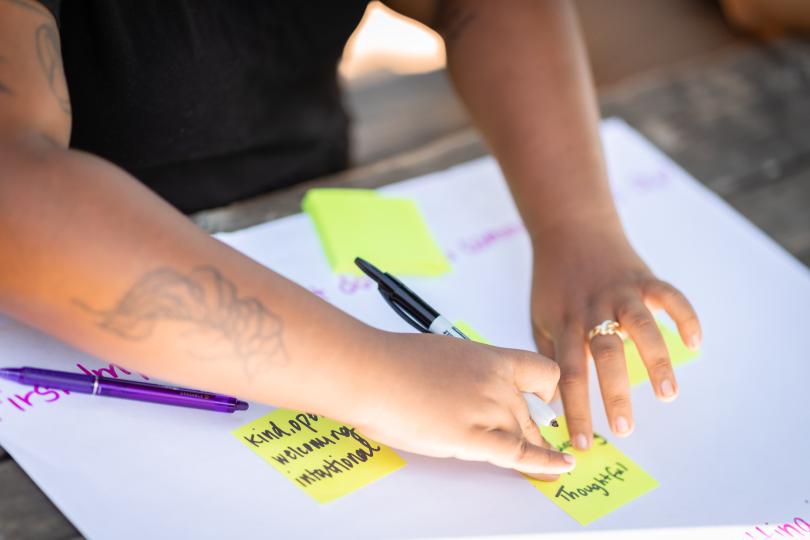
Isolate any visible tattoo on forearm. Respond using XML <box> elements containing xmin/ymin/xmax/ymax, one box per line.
<box><xmin>34</xmin><ymin>23</ymin><xmax>71</xmax><ymax>114</ymax></box>
<box><xmin>1</xmin><ymin>0</ymin><xmax>51</xmax><ymax>17</ymax></box>
<box><xmin>73</xmin><ymin>266</ymin><xmax>287</xmax><ymax>376</ymax></box>
<box><xmin>437</xmin><ymin>1</ymin><xmax>477</xmax><ymax>48</ymax></box>
<box><xmin>0</xmin><ymin>57</ymin><xmax>12</xmax><ymax>96</ymax></box>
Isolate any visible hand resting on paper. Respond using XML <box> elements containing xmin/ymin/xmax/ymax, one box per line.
<box><xmin>530</xmin><ymin>221</ymin><xmax>702</xmax><ymax>449</ymax></box>
<box><xmin>420</xmin><ymin>0</ymin><xmax>704</xmax><ymax>447</ymax></box>
<box><xmin>353</xmin><ymin>331</ymin><xmax>575</xmax><ymax>480</ymax></box>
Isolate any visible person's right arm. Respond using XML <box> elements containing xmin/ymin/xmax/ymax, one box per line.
<box><xmin>0</xmin><ymin>0</ymin><xmax>575</xmax><ymax>477</ymax></box>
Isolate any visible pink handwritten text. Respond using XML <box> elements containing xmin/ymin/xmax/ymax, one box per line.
<box><xmin>0</xmin><ymin>362</ymin><xmax>150</xmax><ymax>418</ymax></box>
<box><xmin>744</xmin><ymin>517</ymin><xmax>810</xmax><ymax>538</ymax></box>
<box><xmin>458</xmin><ymin>223</ymin><xmax>524</xmax><ymax>255</ymax></box>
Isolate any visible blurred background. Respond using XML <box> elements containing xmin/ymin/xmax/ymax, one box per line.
<box><xmin>338</xmin><ymin>0</ymin><xmax>805</xmax><ymax>164</ymax></box>
<box><xmin>329</xmin><ymin>0</ymin><xmax>810</xmax><ymax>267</ymax></box>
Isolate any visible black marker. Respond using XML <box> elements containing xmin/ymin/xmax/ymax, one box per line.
<box><xmin>355</xmin><ymin>257</ymin><xmax>467</xmax><ymax>338</ymax></box>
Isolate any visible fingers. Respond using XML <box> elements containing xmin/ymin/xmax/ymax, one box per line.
<box><xmin>588</xmin><ymin>312</ymin><xmax>634</xmax><ymax>437</ymax></box>
<box><xmin>556</xmin><ymin>328</ymin><xmax>593</xmax><ymax>450</ymax></box>
<box><xmin>478</xmin><ymin>428</ymin><xmax>575</xmax><ymax>476</ymax></box>
<box><xmin>509</xmin><ymin>394</ymin><xmax>561</xmax><ymax>481</ymax></box>
<box><xmin>531</xmin><ymin>324</ymin><xmax>558</xmax><ymax>402</ymax></box>
<box><xmin>617</xmin><ymin>296</ymin><xmax>678</xmax><ymax>402</ymax></box>
<box><xmin>532</xmin><ymin>321</ymin><xmax>556</xmax><ymax>358</ymax></box>
<box><xmin>644</xmin><ymin>281</ymin><xmax>702</xmax><ymax>350</ymax></box>
<box><xmin>510</xmin><ymin>349</ymin><xmax>560</xmax><ymax>402</ymax></box>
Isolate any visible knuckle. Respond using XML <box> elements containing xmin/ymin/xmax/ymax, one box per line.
<box><xmin>520</xmin><ymin>416</ymin><xmax>537</xmax><ymax>434</ymax></box>
<box><xmin>559</xmin><ymin>367</ymin><xmax>586</xmax><ymax>387</ymax></box>
<box><xmin>498</xmin><ymin>358</ymin><xmax>516</xmax><ymax>382</ymax></box>
<box><xmin>631</xmin><ymin>312</ymin><xmax>655</xmax><ymax>330</ymax></box>
<box><xmin>561</xmin><ymin>314</ymin><xmax>584</xmax><ymax>335</ymax></box>
<box><xmin>606</xmin><ymin>394</ymin><xmax>631</xmax><ymax>410</ymax></box>
<box><xmin>681</xmin><ymin>314</ymin><xmax>700</xmax><ymax>329</ymax></box>
<box><xmin>564</xmin><ymin>412</ymin><xmax>590</xmax><ymax>428</ymax></box>
<box><xmin>512</xmin><ymin>438</ymin><xmax>530</xmax><ymax>463</ymax></box>
<box><xmin>660</xmin><ymin>284</ymin><xmax>685</xmax><ymax>305</ymax></box>
<box><xmin>649</xmin><ymin>357</ymin><xmax>671</xmax><ymax>373</ymax></box>
<box><xmin>546</xmin><ymin>360</ymin><xmax>561</xmax><ymax>381</ymax></box>
<box><xmin>594</xmin><ymin>342</ymin><xmax>622</xmax><ymax>363</ymax></box>
<box><xmin>618</xmin><ymin>306</ymin><xmax>654</xmax><ymax>330</ymax></box>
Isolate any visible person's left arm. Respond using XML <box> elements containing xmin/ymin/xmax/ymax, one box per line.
<box><xmin>382</xmin><ymin>0</ymin><xmax>702</xmax><ymax>449</ymax></box>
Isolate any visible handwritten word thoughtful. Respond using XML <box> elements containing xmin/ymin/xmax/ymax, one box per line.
<box><xmin>555</xmin><ymin>462</ymin><xmax>629</xmax><ymax>501</ymax></box>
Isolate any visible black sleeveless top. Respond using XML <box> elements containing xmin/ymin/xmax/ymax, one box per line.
<box><xmin>38</xmin><ymin>1</ymin><xmax>369</xmax><ymax>213</ymax></box>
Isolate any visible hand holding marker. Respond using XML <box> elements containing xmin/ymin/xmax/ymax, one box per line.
<box><xmin>355</xmin><ymin>257</ymin><xmax>559</xmax><ymax>429</ymax></box>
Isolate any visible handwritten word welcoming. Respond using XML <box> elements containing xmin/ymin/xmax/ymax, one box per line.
<box><xmin>233</xmin><ymin>409</ymin><xmax>405</xmax><ymax>503</ymax></box>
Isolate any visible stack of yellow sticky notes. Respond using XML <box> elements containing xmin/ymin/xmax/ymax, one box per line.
<box><xmin>302</xmin><ymin>188</ymin><xmax>451</xmax><ymax>276</ymax></box>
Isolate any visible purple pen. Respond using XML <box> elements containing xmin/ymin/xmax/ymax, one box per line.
<box><xmin>0</xmin><ymin>367</ymin><xmax>249</xmax><ymax>413</ymax></box>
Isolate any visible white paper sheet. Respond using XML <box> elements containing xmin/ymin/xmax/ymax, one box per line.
<box><xmin>1</xmin><ymin>119</ymin><xmax>808</xmax><ymax>539</ymax></box>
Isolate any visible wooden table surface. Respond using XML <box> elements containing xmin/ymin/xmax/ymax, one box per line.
<box><xmin>1</xmin><ymin>37</ymin><xmax>808</xmax><ymax>540</ymax></box>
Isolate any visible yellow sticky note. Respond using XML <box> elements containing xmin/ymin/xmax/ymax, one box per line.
<box><xmin>454</xmin><ymin>322</ymin><xmax>658</xmax><ymax>525</ymax></box>
<box><xmin>529</xmin><ymin>417</ymin><xmax>659</xmax><ymax>526</ymax></box>
<box><xmin>233</xmin><ymin>409</ymin><xmax>406</xmax><ymax>503</ymax></box>
<box><xmin>624</xmin><ymin>321</ymin><xmax>699</xmax><ymax>386</ymax></box>
<box><xmin>302</xmin><ymin>188</ymin><xmax>450</xmax><ymax>276</ymax></box>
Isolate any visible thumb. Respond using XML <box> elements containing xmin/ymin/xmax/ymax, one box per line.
<box><xmin>480</xmin><ymin>429</ymin><xmax>575</xmax><ymax>475</ymax></box>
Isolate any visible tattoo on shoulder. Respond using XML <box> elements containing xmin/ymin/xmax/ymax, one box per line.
<box><xmin>0</xmin><ymin>56</ymin><xmax>12</xmax><ymax>96</ymax></box>
<box><xmin>73</xmin><ymin>266</ymin><xmax>287</xmax><ymax>376</ymax></box>
<box><xmin>437</xmin><ymin>2</ymin><xmax>477</xmax><ymax>47</ymax></box>
<box><xmin>34</xmin><ymin>23</ymin><xmax>71</xmax><ymax>114</ymax></box>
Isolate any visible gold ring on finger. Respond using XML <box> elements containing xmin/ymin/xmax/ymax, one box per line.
<box><xmin>587</xmin><ymin>319</ymin><xmax>626</xmax><ymax>341</ymax></box>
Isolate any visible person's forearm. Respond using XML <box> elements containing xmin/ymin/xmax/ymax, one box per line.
<box><xmin>440</xmin><ymin>0</ymin><xmax>623</xmax><ymax>244</ymax></box>
<box><xmin>0</xmin><ymin>135</ymin><xmax>382</xmax><ymax>422</ymax></box>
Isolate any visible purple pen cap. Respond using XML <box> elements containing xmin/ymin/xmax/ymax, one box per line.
<box><xmin>236</xmin><ymin>400</ymin><xmax>249</xmax><ymax>411</ymax></box>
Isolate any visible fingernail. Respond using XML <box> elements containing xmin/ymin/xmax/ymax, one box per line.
<box><xmin>660</xmin><ymin>379</ymin><xmax>676</xmax><ymax>399</ymax></box>
<box><xmin>689</xmin><ymin>333</ymin><xmax>701</xmax><ymax>350</ymax></box>
<box><xmin>615</xmin><ymin>416</ymin><xmax>631</xmax><ymax>435</ymax></box>
<box><xmin>562</xmin><ymin>453</ymin><xmax>576</xmax><ymax>465</ymax></box>
<box><xmin>574</xmin><ymin>433</ymin><xmax>589</xmax><ymax>450</ymax></box>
